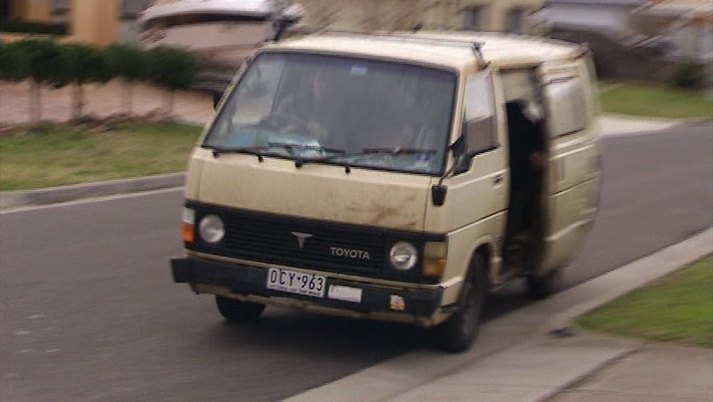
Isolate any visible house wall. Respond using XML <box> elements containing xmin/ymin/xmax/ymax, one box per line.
<box><xmin>2</xmin><ymin>0</ymin><xmax>121</xmax><ymax>46</ymax></box>
<box><xmin>20</xmin><ymin>0</ymin><xmax>54</xmax><ymax>22</ymax></box>
<box><xmin>68</xmin><ymin>0</ymin><xmax>120</xmax><ymax>46</ymax></box>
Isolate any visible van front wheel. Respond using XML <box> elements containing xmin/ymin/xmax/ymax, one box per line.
<box><xmin>215</xmin><ymin>296</ymin><xmax>265</xmax><ymax>322</ymax></box>
<box><xmin>434</xmin><ymin>255</ymin><xmax>488</xmax><ymax>353</ymax></box>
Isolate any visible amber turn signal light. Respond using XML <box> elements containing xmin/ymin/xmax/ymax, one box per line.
<box><xmin>182</xmin><ymin>223</ymin><xmax>195</xmax><ymax>243</ymax></box>
<box><xmin>423</xmin><ymin>241</ymin><xmax>447</xmax><ymax>278</ymax></box>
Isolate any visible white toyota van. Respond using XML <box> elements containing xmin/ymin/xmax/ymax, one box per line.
<box><xmin>171</xmin><ymin>32</ymin><xmax>602</xmax><ymax>352</ymax></box>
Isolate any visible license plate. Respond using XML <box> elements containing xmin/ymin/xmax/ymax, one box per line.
<box><xmin>266</xmin><ymin>268</ymin><xmax>326</xmax><ymax>298</ymax></box>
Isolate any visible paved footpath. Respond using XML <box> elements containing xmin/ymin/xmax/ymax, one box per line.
<box><xmin>550</xmin><ymin>343</ymin><xmax>712</xmax><ymax>402</ymax></box>
<box><xmin>286</xmin><ymin>229</ymin><xmax>712</xmax><ymax>402</ymax></box>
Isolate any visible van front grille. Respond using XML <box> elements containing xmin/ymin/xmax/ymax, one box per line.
<box><xmin>188</xmin><ymin>204</ymin><xmax>386</xmax><ymax>276</ymax></box>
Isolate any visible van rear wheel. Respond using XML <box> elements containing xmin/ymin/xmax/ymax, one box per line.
<box><xmin>215</xmin><ymin>296</ymin><xmax>265</xmax><ymax>322</ymax></box>
<box><xmin>434</xmin><ymin>255</ymin><xmax>488</xmax><ymax>353</ymax></box>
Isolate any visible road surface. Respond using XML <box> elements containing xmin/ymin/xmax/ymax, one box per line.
<box><xmin>1</xmin><ymin>123</ymin><xmax>711</xmax><ymax>401</ymax></box>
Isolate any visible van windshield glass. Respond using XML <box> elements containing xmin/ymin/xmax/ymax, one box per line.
<box><xmin>204</xmin><ymin>53</ymin><xmax>456</xmax><ymax>175</ymax></box>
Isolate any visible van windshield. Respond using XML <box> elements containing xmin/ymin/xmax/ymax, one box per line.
<box><xmin>204</xmin><ymin>52</ymin><xmax>457</xmax><ymax>175</ymax></box>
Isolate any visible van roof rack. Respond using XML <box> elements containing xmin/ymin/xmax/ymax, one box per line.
<box><xmin>322</xmin><ymin>31</ymin><xmax>488</xmax><ymax>68</ymax></box>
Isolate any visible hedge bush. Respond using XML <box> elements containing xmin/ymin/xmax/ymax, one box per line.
<box><xmin>670</xmin><ymin>61</ymin><xmax>705</xmax><ymax>89</ymax></box>
<box><xmin>0</xmin><ymin>40</ymin><xmax>30</xmax><ymax>82</ymax></box>
<box><xmin>0</xmin><ymin>39</ymin><xmax>199</xmax><ymax>118</ymax></box>
<box><xmin>0</xmin><ymin>39</ymin><xmax>198</xmax><ymax>91</ymax></box>
<box><xmin>147</xmin><ymin>46</ymin><xmax>199</xmax><ymax>113</ymax></box>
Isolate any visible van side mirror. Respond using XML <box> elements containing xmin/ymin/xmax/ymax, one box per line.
<box><xmin>431</xmin><ymin>184</ymin><xmax>447</xmax><ymax>206</ymax></box>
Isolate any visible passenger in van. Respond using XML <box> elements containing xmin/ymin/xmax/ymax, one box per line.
<box><xmin>504</xmin><ymin>100</ymin><xmax>544</xmax><ymax>261</ymax></box>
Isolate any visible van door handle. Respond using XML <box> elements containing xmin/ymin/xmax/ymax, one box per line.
<box><xmin>493</xmin><ymin>173</ymin><xmax>504</xmax><ymax>185</ymax></box>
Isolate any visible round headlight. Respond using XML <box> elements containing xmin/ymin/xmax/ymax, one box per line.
<box><xmin>389</xmin><ymin>241</ymin><xmax>418</xmax><ymax>271</ymax></box>
<box><xmin>199</xmin><ymin>214</ymin><xmax>225</xmax><ymax>244</ymax></box>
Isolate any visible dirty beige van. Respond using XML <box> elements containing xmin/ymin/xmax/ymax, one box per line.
<box><xmin>171</xmin><ymin>32</ymin><xmax>602</xmax><ymax>352</ymax></box>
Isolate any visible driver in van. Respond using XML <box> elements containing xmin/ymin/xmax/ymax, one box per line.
<box><xmin>273</xmin><ymin>69</ymin><xmax>340</xmax><ymax>143</ymax></box>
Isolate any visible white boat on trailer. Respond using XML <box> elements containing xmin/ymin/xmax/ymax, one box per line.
<box><xmin>139</xmin><ymin>0</ymin><xmax>304</xmax><ymax>68</ymax></box>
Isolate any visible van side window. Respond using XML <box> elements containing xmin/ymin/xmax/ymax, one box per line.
<box><xmin>544</xmin><ymin>76</ymin><xmax>588</xmax><ymax>137</ymax></box>
<box><xmin>464</xmin><ymin>73</ymin><xmax>497</xmax><ymax>154</ymax></box>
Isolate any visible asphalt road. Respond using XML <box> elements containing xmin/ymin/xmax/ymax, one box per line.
<box><xmin>1</xmin><ymin>122</ymin><xmax>711</xmax><ymax>401</ymax></box>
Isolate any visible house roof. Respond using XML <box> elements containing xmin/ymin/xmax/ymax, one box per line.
<box><xmin>635</xmin><ymin>0</ymin><xmax>713</xmax><ymax>17</ymax></box>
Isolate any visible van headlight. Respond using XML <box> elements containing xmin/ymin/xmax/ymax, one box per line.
<box><xmin>199</xmin><ymin>214</ymin><xmax>225</xmax><ymax>244</ymax></box>
<box><xmin>389</xmin><ymin>241</ymin><xmax>418</xmax><ymax>271</ymax></box>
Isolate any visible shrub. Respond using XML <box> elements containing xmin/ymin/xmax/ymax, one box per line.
<box><xmin>104</xmin><ymin>44</ymin><xmax>149</xmax><ymax>115</ymax></box>
<box><xmin>63</xmin><ymin>43</ymin><xmax>114</xmax><ymax>119</ymax></box>
<box><xmin>592</xmin><ymin>53</ymin><xmax>609</xmax><ymax>80</ymax></box>
<box><xmin>104</xmin><ymin>44</ymin><xmax>148</xmax><ymax>83</ymax></box>
<box><xmin>12</xmin><ymin>39</ymin><xmax>72</xmax><ymax>88</ymax></box>
<box><xmin>10</xmin><ymin>39</ymin><xmax>73</xmax><ymax>122</ymax></box>
<box><xmin>146</xmin><ymin>46</ymin><xmax>198</xmax><ymax>92</ymax></box>
<box><xmin>670</xmin><ymin>61</ymin><xmax>705</xmax><ymax>89</ymax></box>
<box><xmin>0</xmin><ymin>40</ymin><xmax>30</xmax><ymax>83</ymax></box>
<box><xmin>146</xmin><ymin>46</ymin><xmax>198</xmax><ymax>114</ymax></box>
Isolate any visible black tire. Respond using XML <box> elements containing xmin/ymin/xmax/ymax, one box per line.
<box><xmin>434</xmin><ymin>255</ymin><xmax>488</xmax><ymax>353</ymax></box>
<box><xmin>215</xmin><ymin>296</ymin><xmax>266</xmax><ymax>322</ymax></box>
<box><xmin>527</xmin><ymin>268</ymin><xmax>563</xmax><ymax>299</ymax></box>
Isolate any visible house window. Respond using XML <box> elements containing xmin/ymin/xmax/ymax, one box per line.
<box><xmin>505</xmin><ymin>7</ymin><xmax>527</xmax><ymax>33</ymax></box>
<box><xmin>52</xmin><ymin>0</ymin><xmax>71</xmax><ymax>14</ymax></box>
<box><xmin>463</xmin><ymin>6</ymin><xmax>485</xmax><ymax>31</ymax></box>
<box><xmin>121</xmin><ymin>0</ymin><xmax>152</xmax><ymax>19</ymax></box>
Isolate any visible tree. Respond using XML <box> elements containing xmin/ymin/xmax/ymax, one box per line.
<box><xmin>147</xmin><ymin>46</ymin><xmax>198</xmax><ymax>115</ymax></box>
<box><xmin>104</xmin><ymin>44</ymin><xmax>148</xmax><ymax>116</ymax></box>
<box><xmin>62</xmin><ymin>43</ymin><xmax>113</xmax><ymax>120</ymax></box>
<box><xmin>10</xmin><ymin>39</ymin><xmax>72</xmax><ymax>123</ymax></box>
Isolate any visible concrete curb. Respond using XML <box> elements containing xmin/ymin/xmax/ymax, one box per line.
<box><xmin>601</xmin><ymin>113</ymin><xmax>712</xmax><ymax>124</ymax></box>
<box><xmin>596</xmin><ymin>116</ymin><xmax>710</xmax><ymax>138</ymax></box>
<box><xmin>286</xmin><ymin>228</ymin><xmax>713</xmax><ymax>402</ymax></box>
<box><xmin>0</xmin><ymin>173</ymin><xmax>185</xmax><ymax>210</ymax></box>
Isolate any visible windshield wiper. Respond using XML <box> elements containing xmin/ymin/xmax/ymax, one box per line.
<box><xmin>360</xmin><ymin>147</ymin><xmax>437</xmax><ymax>155</ymax></box>
<box><xmin>267</xmin><ymin>142</ymin><xmax>346</xmax><ymax>155</ymax></box>
<box><xmin>264</xmin><ymin>142</ymin><xmax>348</xmax><ymax>169</ymax></box>
<box><xmin>204</xmin><ymin>145</ymin><xmax>267</xmax><ymax>162</ymax></box>
<box><xmin>295</xmin><ymin>147</ymin><xmax>437</xmax><ymax>173</ymax></box>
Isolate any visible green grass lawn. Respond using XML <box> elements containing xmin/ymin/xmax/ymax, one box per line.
<box><xmin>577</xmin><ymin>257</ymin><xmax>712</xmax><ymax>348</ymax></box>
<box><xmin>599</xmin><ymin>83</ymin><xmax>713</xmax><ymax>119</ymax></box>
<box><xmin>0</xmin><ymin>122</ymin><xmax>203</xmax><ymax>191</ymax></box>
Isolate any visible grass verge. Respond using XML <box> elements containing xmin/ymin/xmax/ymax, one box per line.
<box><xmin>577</xmin><ymin>256</ymin><xmax>712</xmax><ymax>348</ymax></box>
<box><xmin>0</xmin><ymin>122</ymin><xmax>202</xmax><ymax>191</ymax></box>
<box><xmin>599</xmin><ymin>83</ymin><xmax>713</xmax><ymax>119</ymax></box>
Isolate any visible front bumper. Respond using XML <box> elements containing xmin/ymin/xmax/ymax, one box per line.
<box><xmin>171</xmin><ymin>256</ymin><xmax>443</xmax><ymax>318</ymax></box>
